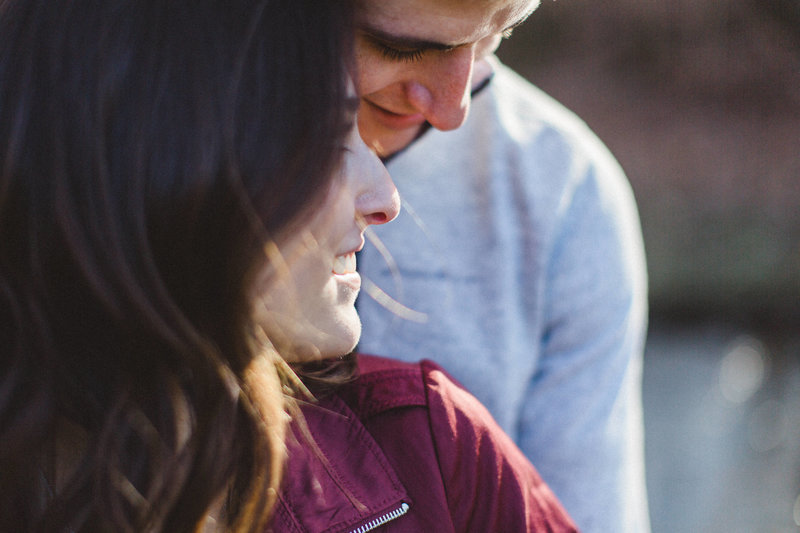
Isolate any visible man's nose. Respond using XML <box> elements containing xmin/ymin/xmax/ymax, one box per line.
<box><xmin>405</xmin><ymin>46</ymin><xmax>474</xmax><ymax>132</ymax></box>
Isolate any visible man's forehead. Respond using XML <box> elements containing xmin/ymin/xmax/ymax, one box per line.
<box><xmin>355</xmin><ymin>0</ymin><xmax>539</xmax><ymax>48</ymax></box>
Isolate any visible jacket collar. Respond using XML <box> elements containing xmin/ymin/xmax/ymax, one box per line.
<box><xmin>270</xmin><ymin>392</ymin><xmax>411</xmax><ymax>533</ymax></box>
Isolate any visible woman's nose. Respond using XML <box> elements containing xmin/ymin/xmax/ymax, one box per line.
<box><xmin>352</xmin><ymin>137</ymin><xmax>401</xmax><ymax>226</ymax></box>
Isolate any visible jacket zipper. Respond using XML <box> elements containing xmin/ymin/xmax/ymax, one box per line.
<box><xmin>348</xmin><ymin>502</ymin><xmax>410</xmax><ymax>533</ymax></box>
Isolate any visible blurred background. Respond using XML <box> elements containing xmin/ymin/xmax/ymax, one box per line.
<box><xmin>497</xmin><ymin>1</ymin><xmax>800</xmax><ymax>531</ymax></box>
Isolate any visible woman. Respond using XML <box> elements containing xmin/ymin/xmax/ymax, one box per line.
<box><xmin>0</xmin><ymin>0</ymin><xmax>371</xmax><ymax>530</ymax></box>
<box><xmin>1</xmin><ymin>0</ymin><xmax>578</xmax><ymax>531</ymax></box>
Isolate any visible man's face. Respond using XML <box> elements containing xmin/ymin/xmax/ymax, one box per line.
<box><xmin>355</xmin><ymin>0</ymin><xmax>539</xmax><ymax>157</ymax></box>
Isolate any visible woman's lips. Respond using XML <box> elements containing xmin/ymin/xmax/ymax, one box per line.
<box><xmin>363</xmin><ymin>99</ymin><xmax>426</xmax><ymax>130</ymax></box>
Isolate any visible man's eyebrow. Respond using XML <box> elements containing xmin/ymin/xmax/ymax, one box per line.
<box><xmin>358</xmin><ymin>25</ymin><xmax>461</xmax><ymax>51</ymax></box>
<box><xmin>358</xmin><ymin>3</ymin><xmax>539</xmax><ymax>51</ymax></box>
<box><xmin>502</xmin><ymin>17</ymin><xmax>528</xmax><ymax>34</ymax></box>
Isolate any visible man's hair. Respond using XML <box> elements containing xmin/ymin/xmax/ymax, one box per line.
<box><xmin>0</xmin><ymin>0</ymin><xmax>354</xmax><ymax>530</ymax></box>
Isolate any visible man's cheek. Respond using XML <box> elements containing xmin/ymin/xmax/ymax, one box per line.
<box><xmin>355</xmin><ymin>63</ymin><xmax>397</xmax><ymax>97</ymax></box>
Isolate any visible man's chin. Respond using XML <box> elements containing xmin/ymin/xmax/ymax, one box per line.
<box><xmin>365</xmin><ymin>127</ymin><xmax>422</xmax><ymax>158</ymax></box>
<box><xmin>358</xmin><ymin>106</ymin><xmax>426</xmax><ymax>157</ymax></box>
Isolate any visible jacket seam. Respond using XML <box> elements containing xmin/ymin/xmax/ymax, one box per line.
<box><xmin>419</xmin><ymin>361</ymin><xmax>452</xmax><ymax>522</ymax></box>
<box><xmin>315</xmin><ymin>395</ymin><xmax>408</xmax><ymax>533</ymax></box>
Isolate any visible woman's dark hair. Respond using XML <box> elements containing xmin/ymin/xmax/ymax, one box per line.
<box><xmin>0</xmin><ymin>0</ymin><xmax>354</xmax><ymax>531</ymax></box>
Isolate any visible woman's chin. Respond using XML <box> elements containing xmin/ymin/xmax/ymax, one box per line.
<box><xmin>321</xmin><ymin>310</ymin><xmax>362</xmax><ymax>357</ymax></box>
<box><xmin>318</xmin><ymin>329</ymin><xmax>361</xmax><ymax>360</ymax></box>
<box><xmin>288</xmin><ymin>325</ymin><xmax>361</xmax><ymax>363</ymax></box>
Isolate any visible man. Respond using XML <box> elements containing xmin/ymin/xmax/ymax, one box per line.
<box><xmin>354</xmin><ymin>1</ymin><xmax>650</xmax><ymax>532</ymax></box>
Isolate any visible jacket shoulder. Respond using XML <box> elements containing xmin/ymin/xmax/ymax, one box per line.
<box><xmin>344</xmin><ymin>355</ymin><xmax>579</xmax><ymax>531</ymax></box>
<box><xmin>347</xmin><ymin>355</ymin><xmax>472</xmax><ymax>420</ymax></box>
<box><xmin>339</xmin><ymin>354</ymin><xmax>428</xmax><ymax>420</ymax></box>
<box><xmin>418</xmin><ymin>358</ymin><xmax>581</xmax><ymax>532</ymax></box>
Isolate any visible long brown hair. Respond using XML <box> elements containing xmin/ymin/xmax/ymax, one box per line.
<box><xmin>0</xmin><ymin>0</ymin><xmax>354</xmax><ymax>531</ymax></box>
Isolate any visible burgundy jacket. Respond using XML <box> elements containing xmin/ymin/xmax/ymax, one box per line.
<box><xmin>268</xmin><ymin>354</ymin><xmax>578</xmax><ymax>532</ymax></box>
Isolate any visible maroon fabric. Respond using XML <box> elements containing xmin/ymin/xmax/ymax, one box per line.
<box><xmin>268</xmin><ymin>354</ymin><xmax>579</xmax><ymax>532</ymax></box>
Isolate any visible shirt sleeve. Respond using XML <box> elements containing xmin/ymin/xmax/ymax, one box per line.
<box><xmin>515</xmin><ymin>150</ymin><xmax>650</xmax><ymax>533</ymax></box>
<box><xmin>421</xmin><ymin>360</ymin><xmax>579</xmax><ymax>533</ymax></box>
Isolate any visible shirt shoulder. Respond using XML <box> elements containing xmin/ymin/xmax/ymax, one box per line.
<box><xmin>485</xmin><ymin>60</ymin><xmax>627</xmax><ymax>179</ymax></box>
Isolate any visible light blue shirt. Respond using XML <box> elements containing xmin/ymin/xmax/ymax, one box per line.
<box><xmin>357</xmin><ymin>58</ymin><xmax>650</xmax><ymax>532</ymax></box>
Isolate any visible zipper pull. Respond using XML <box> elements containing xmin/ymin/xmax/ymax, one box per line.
<box><xmin>349</xmin><ymin>502</ymin><xmax>410</xmax><ymax>533</ymax></box>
